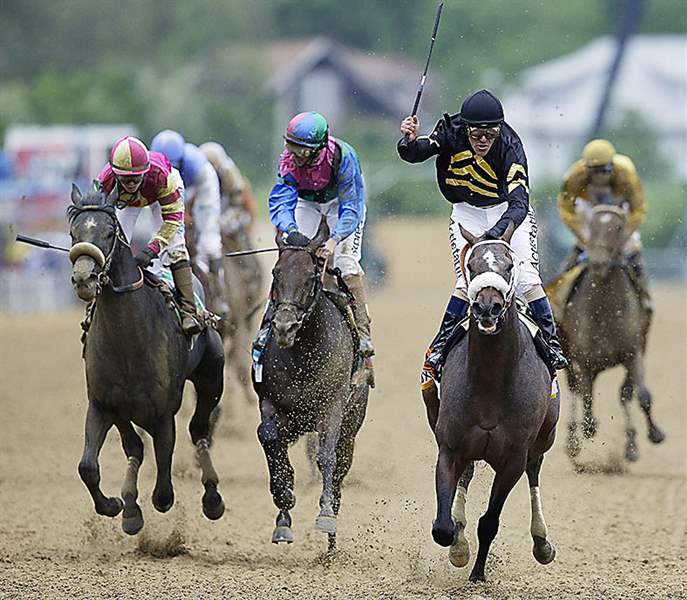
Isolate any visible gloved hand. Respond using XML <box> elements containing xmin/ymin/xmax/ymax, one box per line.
<box><xmin>135</xmin><ymin>247</ymin><xmax>157</xmax><ymax>268</ymax></box>
<box><xmin>284</xmin><ymin>230</ymin><xmax>311</xmax><ymax>247</ymax></box>
<box><xmin>483</xmin><ymin>228</ymin><xmax>500</xmax><ymax>240</ymax></box>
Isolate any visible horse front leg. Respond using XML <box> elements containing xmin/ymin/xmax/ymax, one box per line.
<box><xmin>468</xmin><ymin>455</ymin><xmax>525</xmax><ymax>583</ymax></box>
<box><xmin>78</xmin><ymin>402</ymin><xmax>122</xmax><ymax>517</ymax></box>
<box><xmin>116</xmin><ymin>421</ymin><xmax>144</xmax><ymax>534</ymax></box>
<box><xmin>257</xmin><ymin>402</ymin><xmax>295</xmax><ymax>544</ymax></box>
<box><xmin>432</xmin><ymin>445</ymin><xmax>466</xmax><ymax>548</ymax></box>
<box><xmin>566</xmin><ymin>364</ymin><xmax>582</xmax><ymax>458</ymax></box>
<box><xmin>630</xmin><ymin>353</ymin><xmax>665</xmax><ymax>446</ymax></box>
<box><xmin>580</xmin><ymin>372</ymin><xmax>598</xmax><ymax>439</ymax></box>
<box><xmin>315</xmin><ymin>401</ymin><xmax>344</xmax><ymax>541</ymax></box>
<box><xmin>525</xmin><ymin>454</ymin><xmax>556</xmax><ymax>565</ymax></box>
<box><xmin>151</xmin><ymin>417</ymin><xmax>176</xmax><ymax>513</ymax></box>
<box><xmin>448</xmin><ymin>461</ymin><xmax>474</xmax><ymax>568</ymax></box>
<box><xmin>620</xmin><ymin>372</ymin><xmax>639</xmax><ymax>462</ymax></box>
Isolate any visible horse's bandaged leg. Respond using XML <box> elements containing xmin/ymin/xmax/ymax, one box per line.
<box><xmin>196</xmin><ymin>439</ymin><xmax>219</xmax><ymax>486</ymax></box>
<box><xmin>449</xmin><ymin>485</ymin><xmax>470</xmax><ymax>568</ymax></box>
<box><xmin>529</xmin><ymin>486</ymin><xmax>548</xmax><ymax>539</ymax></box>
<box><xmin>122</xmin><ymin>456</ymin><xmax>141</xmax><ymax>500</ymax></box>
<box><xmin>452</xmin><ymin>485</ymin><xmax>468</xmax><ymax>527</ymax></box>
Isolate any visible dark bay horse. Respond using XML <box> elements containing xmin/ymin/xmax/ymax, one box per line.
<box><xmin>558</xmin><ymin>202</ymin><xmax>664</xmax><ymax>462</ymax></box>
<box><xmin>253</xmin><ymin>221</ymin><xmax>368</xmax><ymax>551</ymax></box>
<box><xmin>430</xmin><ymin>223</ymin><xmax>559</xmax><ymax>582</ymax></box>
<box><xmin>68</xmin><ymin>185</ymin><xmax>226</xmax><ymax>535</ymax></box>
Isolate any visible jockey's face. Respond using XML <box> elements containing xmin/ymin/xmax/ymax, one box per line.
<box><xmin>285</xmin><ymin>141</ymin><xmax>320</xmax><ymax>168</ymax></box>
<box><xmin>467</xmin><ymin>126</ymin><xmax>500</xmax><ymax>157</ymax></box>
<box><xmin>588</xmin><ymin>164</ymin><xmax>613</xmax><ymax>187</ymax></box>
<box><xmin>116</xmin><ymin>174</ymin><xmax>144</xmax><ymax>194</ymax></box>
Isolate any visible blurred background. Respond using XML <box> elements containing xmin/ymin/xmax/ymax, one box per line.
<box><xmin>0</xmin><ymin>0</ymin><xmax>685</xmax><ymax>312</ymax></box>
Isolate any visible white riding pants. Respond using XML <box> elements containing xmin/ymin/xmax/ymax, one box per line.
<box><xmin>449</xmin><ymin>201</ymin><xmax>541</xmax><ymax>298</ymax></box>
<box><xmin>189</xmin><ymin>162</ymin><xmax>223</xmax><ymax>268</ymax></box>
<box><xmin>295</xmin><ymin>197</ymin><xmax>365</xmax><ymax>277</ymax></box>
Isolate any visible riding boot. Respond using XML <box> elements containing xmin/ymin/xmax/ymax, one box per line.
<box><xmin>344</xmin><ymin>274</ymin><xmax>375</xmax><ymax>388</ymax></box>
<box><xmin>421</xmin><ymin>296</ymin><xmax>469</xmax><ymax>389</ymax></box>
<box><xmin>251</xmin><ymin>300</ymin><xmax>275</xmax><ymax>365</ymax></box>
<box><xmin>208</xmin><ymin>257</ymin><xmax>231</xmax><ymax>320</ymax></box>
<box><xmin>528</xmin><ymin>297</ymin><xmax>568</xmax><ymax>371</ymax></box>
<box><xmin>171</xmin><ymin>260</ymin><xmax>202</xmax><ymax>335</ymax></box>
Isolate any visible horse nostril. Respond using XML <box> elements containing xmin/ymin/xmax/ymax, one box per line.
<box><xmin>490</xmin><ymin>303</ymin><xmax>503</xmax><ymax>316</ymax></box>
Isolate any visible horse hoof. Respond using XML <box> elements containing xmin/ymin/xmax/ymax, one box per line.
<box><xmin>202</xmin><ymin>491</ymin><xmax>225</xmax><ymax>521</ymax></box>
<box><xmin>432</xmin><ymin>519</ymin><xmax>456</xmax><ymax>548</ymax></box>
<box><xmin>648</xmin><ymin>426</ymin><xmax>666</xmax><ymax>444</ymax></box>
<box><xmin>625</xmin><ymin>446</ymin><xmax>639</xmax><ymax>462</ymax></box>
<box><xmin>99</xmin><ymin>497</ymin><xmax>124</xmax><ymax>518</ymax></box>
<box><xmin>448</xmin><ymin>528</ymin><xmax>470</xmax><ymax>568</ymax></box>
<box><xmin>122</xmin><ymin>504</ymin><xmax>144</xmax><ymax>535</ymax></box>
<box><xmin>152</xmin><ymin>491</ymin><xmax>174</xmax><ymax>513</ymax></box>
<box><xmin>272</xmin><ymin>525</ymin><xmax>294</xmax><ymax>544</ymax></box>
<box><xmin>468</xmin><ymin>567</ymin><xmax>486</xmax><ymax>583</ymax></box>
<box><xmin>315</xmin><ymin>515</ymin><xmax>337</xmax><ymax>535</ymax></box>
<box><xmin>532</xmin><ymin>536</ymin><xmax>556</xmax><ymax>565</ymax></box>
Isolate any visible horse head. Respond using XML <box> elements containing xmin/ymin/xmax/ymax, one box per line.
<box><xmin>270</xmin><ymin>219</ymin><xmax>329</xmax><ymax>348</ymax></box>
<box><xmin>460</xmin><ymin>220</ymin><xmax>518</xmax><ymax>335</ymax></box>
<box><xmin>67</xmin><ymin>184</ymin><xmax>121</xmax><ymax>301</ymax></box>
<box><xmin>586</xmin><ymin>197</ymin><xmax>628</xmax><ymax>278</ymax></box>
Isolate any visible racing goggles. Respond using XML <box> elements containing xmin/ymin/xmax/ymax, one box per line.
<box><xmin>285</xmin><ymin>141</ymin><xmax>319</xmax><ymax>160</ymax></box>
<box><xmin>466</xmin><ymin>126</ymin><xmax>501</xmax><ymax>142</ymax></box>
<box><xmin>587</xmin><ymin>163</ymin><xmax>613</xmax><ymax>174</ymax></box>
<box><xmin>116</xmin><ymin>173</ymin><xmax>145</xmax><ymax>190</ymax></box>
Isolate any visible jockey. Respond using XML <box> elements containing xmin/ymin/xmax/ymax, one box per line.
<box><xmin>558</xmin><ymin>139</ymin><xmax>650</xmax><ymax>307</ymax></box>
<box><xmin>151</xmin><ymin>130</ymin><xmax>229</xmax><ymax>318</ymax></box>
<box><xmin>199</xmin><ymin>141</ymin><xmax>257</xmax><ymax>238</ymax></box>
<box><xmin>255</xmin><ymin>111</ymin><xmax>375</xmax><ymax>386</ymax></box>
<box><xmin>398</xmin><ymin>89</ymin><xmax>567</xmax><ymax>401</ymax></box>
<box><xmin>96</xmin><ymin>136</ymin><xmax>201</xmax><ymax>335</ymax></box>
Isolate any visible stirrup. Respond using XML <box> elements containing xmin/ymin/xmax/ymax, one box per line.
<box><xmin>182</xmin><ymin>315</ymin><xmax>201</xmax><ymax>335</ymax></box>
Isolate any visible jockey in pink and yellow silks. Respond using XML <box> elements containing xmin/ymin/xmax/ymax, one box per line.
<box><xmin>96</xmin><ymin>136</ymin><xmax>201</xmax><ymax>335</ymax></box>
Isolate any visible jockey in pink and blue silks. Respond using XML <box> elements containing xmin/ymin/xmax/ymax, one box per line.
<box><xmin>254</xmin><ymin>111</ymin><xmax>375</xmax><ymax>387</ymax></box>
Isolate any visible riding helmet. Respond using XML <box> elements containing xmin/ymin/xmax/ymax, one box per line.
<box><xmin>582</xmin><ymin>139</ymin><xmax>616</xmax><ymax>168</ymax></box>
<box><xmin>459</xmin><ymin>89</ymin><xmax>504</xmax><ymax>127</ymax></box>
<box><xmin>109</xmin><ymin>136</ymin><xmax>151</xmax><ymax>176</ymax></box>
<box><xmin>284</xmin><ymin>112</ymin><xmax>329</xmax><ymax>149</ymax></box>
<box><xmin>151</xmin><ymin>130</ymin><xmax>186</xmax><ymax>167</ymax></box>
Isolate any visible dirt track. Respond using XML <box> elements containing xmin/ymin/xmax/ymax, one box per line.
<box><xmin>1</xmin><ymin>219</ymin><xmax>685</xmax><ymax>599</ymax></box>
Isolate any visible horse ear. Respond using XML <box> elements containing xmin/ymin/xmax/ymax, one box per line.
<box><xmin>105</xmin><ymin>186</ymin><xmax>118</xmax><ymax>206</ymax></box>
<box><xmin>71</xmin><ymin>183</ymin><xmax>83</xmax><ymax>206</ymax></box>
<box><xmin>501</xmin><ymin>220</ymin><xmax>516</xmax><ymax>244</ymax></box>
<box><xmin>308</xmin><ymin>217</ymin><xmax>330</xmax><ymax>250</ymax></box>
<box><xmin>459</xmin><ymin>224</ymin><xmax>479</xmax><ymax>246</ymax></box>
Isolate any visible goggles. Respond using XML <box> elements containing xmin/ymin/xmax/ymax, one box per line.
<box><xmin>587</xmin><ymin>164</ymin><xmax>613</xmax><ymax>174</ymax></box>
<box><xmin>467</xmin><ymin>126</ymin><xmax>501</xmax><ymax>142</ymax></box>
<box><xmin>116</xmin><ymin>174</ymin><xmax>144</xmax><ymax>190</ymax></box>
<box><xmin>285</xmin><ymin>141</ymin><xmax>319</xmax><ymax>160</ymax></box>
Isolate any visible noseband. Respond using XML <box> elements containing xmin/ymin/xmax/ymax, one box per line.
<box><xmin>272</xmin><ymin>246</ymin><xmax>323</xmax><ymax>328</ymax></box>
<box><xmin>69</xmin><ymin>206</ymin><xmax>144</xmax><ymax>295</ymax></box>
<box><xmin>463</xmin><ymin>239</ymin><xmax>520</xmax><ymax>321</ymax></box>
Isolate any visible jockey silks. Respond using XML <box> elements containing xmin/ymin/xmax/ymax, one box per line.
<box><xmin>397</xmin><ymin>114</ymin><xmax>529</xmax><ymax>239</ymax></box>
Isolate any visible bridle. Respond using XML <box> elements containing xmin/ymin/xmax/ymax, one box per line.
<box><xmin>271</xmin><ymin>246</ymin><xmax>323</xmax><ymax>329</ymax></box>
<box><xmin>462</xmin><ymin>239</ymin><xmax>520</xmax><ymax>322</ymax></box>
<box><xmin>69</xmin><ymin>205</ymin><xmax>144</xmax><ymax>295</ymax></box>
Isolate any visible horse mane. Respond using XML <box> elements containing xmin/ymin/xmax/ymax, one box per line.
<box><xmin>67</xmin><ymin>189</ymin><xmax>116</xmax><ymax>224</ymax></box>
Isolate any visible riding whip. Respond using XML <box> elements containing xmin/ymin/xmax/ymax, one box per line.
<box><xmin>225</xmin><ymin>247</ymin><xmax>278</xmax><ymax>258</ymax></box>
<box><xmin>15</xmin><ymin>234</ymin><xmax>69</xmax><ymax>253</ymax></box>
<box><xmin>409</xmin><ymin>3</ymin><xmax>444</xmax><ymax>120</ymax></box>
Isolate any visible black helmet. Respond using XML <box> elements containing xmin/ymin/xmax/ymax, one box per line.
<box><xmin>460</xmin><ymin>89</ymin><xmax>504</xmax><ymax>127</ymax></box>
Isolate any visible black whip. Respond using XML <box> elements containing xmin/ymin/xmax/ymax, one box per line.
<box><xmin>410</xmin><ymin>2</ymin><xmax>444</xmax><ymax>117</ymax></box>
<box><xmin>15</xmin><ymin>234</ymin><xmax>69</xmax><ymax>253</ymax></box>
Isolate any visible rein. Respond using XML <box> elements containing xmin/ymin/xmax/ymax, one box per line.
<box><xmin>272</xmin><ymin>246</ymin><xmax>324</xmax><ymax>328</ymax></box>
<box><xmin>69</xmin><ymin>206</ymin><xmax>144</xmax><ymax>295</ymax></box>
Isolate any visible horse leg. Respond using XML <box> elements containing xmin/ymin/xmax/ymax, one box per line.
<box><xmin>525</xmin><ymin>454</ymin><xmax>556</xmax><ymax>565</ymax></box>
<box><xmin>432</xmin><ymin>446</ymin><xmax>466</xmax><ymax>548</ymax></box>
<box><xmin>566</xmin><ymin>364</ymin><xmax>582</xmax><ymax>458</ymax></box>
<box><xmin>630</xmin><ymin>353</ymin><xmax>665</xmax><ymax>445</ymax></box>
<box><xmin>580</xmin><ymin>372</ymin><xmax>598</xmax><ymax>439</ymax></box>
<box><xmin>448</xmin><ymin>461</ymin><xmax>474</xmax><ymax>568</ymax></box>
<box><xmin>190</xmin><ymin>345</ymin><xmax>226</xmax><ymax>521</ymax></box>
<box><xmin>257</xmin><ymin>403</ymin><xmax>296</xmax><ymax>544</ymax></box>
<box><xmin>468</xmin><ymin>457</ymin><xmax>525</xmax><ymax>583</ymax></box>
<box><xmin>620</xmin><ymin>372</ymin><xmax>639</xmax><ymax>462</ymax></box>
<box><xmin>315</xmin><ymin>403</ymin><xmax>344</xmax><ymax>538</ymax></box>
<box><xmin>151</xmin><ymin>417</ymin><xmax>176</xmax><ymax>513</ymax></box>
<box><xmin>78</xmin><ymin>402</ymin><xmax>122</xmax><ymax>517</ymax></box>
<box><xmin>116</xmin><ymin>421</ymin><xmax>145</xmax><ymax>535</ymax></box>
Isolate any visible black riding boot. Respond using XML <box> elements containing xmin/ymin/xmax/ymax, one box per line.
<box><xmin>528</xmin><ymin>297</ymin><xmax>568</xmax><ymax>371</ymax></box>
<box><xmin>171</xmin><ymin>260</ymin><xmax>202</xmax><ymax>335</ymax></box>
<box><xmin>251</xmin><ymin>301</ymin><xmax>275</xmax><ymax>365</ymax></box>
<box><xmin>627</xmin><ymin>252</ymin><xmax>653</xmax><ymax>313</ymax></box>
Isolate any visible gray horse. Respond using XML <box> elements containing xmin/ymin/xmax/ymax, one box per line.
<box><xmin>430</xmin><ymin>223</ymin><xmax>559</xmax><ymax>582</ymax></box>
<box><xmin>253</xmin><ymin>220</ymin><xmax>368</xmax><ymax>551</ymax></box>
<box><xmin>68</xmin><ymin>185</ymin><xmax>226</xmax><ymax>535</ymax></box>
<box><xmin>559</xmin><ymin>202</ymin><xmax>664</xmax><ymax>462</ymax></box>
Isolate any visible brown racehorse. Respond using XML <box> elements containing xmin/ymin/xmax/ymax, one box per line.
<box><xmin>429</xmin><ymin>223</ymin><xmax>559</xmax><ymax>583</ymax></box>
<box><xmin>557</xmin><ymin>202</ymin><xmax>665</xmax><ymax>462</ymax></box>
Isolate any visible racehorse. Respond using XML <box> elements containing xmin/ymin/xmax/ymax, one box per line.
<box><xmin>430</xmin><ymin>223</ymin><xmax>559</xmax><ymax>582</ymax></box>
<box><xmin>557</xmin><ymin>201</ymin><xmax>664</xmax><ymax>462</ymax></box>
<box><xmin>253</xmin><ymin>220</ymin><xmax>368</xmax><ymax>551</ymax></box>
<box><xmin>68</xmin><ymin>185</ymin><xmax>226</xmax><ymax>535</ymax></box>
